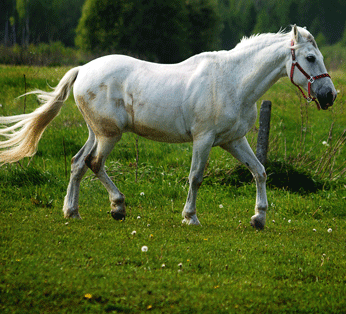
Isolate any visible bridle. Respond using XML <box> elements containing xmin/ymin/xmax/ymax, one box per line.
<box><xmin>290</xmin><ymin>40</ymin><xmax>331</xmax><ymax>110</ymax></box>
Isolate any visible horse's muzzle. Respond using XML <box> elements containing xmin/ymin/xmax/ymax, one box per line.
<box><xmin>318</xmin><ymin>90</ymin><xmax>337</xmax><ymax>110</ymax></box>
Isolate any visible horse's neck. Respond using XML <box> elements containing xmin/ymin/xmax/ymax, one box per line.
<box><xmin>230</xmin><ymin>35</ymin><xmax>290</xmax><ymax>105</ymax></box>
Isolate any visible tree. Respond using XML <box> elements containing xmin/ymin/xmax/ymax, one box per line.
<box><xmin>186</xmin><ymin>0</ymin><xmax>221</xmax><ymax>55</ymax></box>
<box><xmin>75</xmin><ymin>0</ymin><xmax>222</xmax><ymax>63</ymax></box>
<box><xmin>16</xmin><ymin>0</ymin><xmax>29</xmax><ymax>45</ymax></box>
<box><xmin>0</xmin><ymin>0</ymin><xmax>17</xmax><ymax>46</ymax></box>
<box><xmin>0</xmin><ymin>0</ymin><xmax>84</xmax><ymax>47</ymax></box>
<box><xmin>120</xmin><ymin>0</ymin><xmax>190</xmax><ymax>63</ymax></box>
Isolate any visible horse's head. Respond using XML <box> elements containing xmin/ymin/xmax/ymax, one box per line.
<box><xmin>286</xmin><ymin>25</ymin><xmax>337</xmax><ymax>110</ymax></box>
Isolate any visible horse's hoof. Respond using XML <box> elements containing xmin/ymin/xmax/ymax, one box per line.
<box><xmin>64</xmin><ymin>211</ymin><xmax>81</xmax><ymax>219</ymax></box>
<box><xmin>182</xmin><ymin>215</ymin><xmax>201</xmax><ymax>226</ymax></box>
<box><xmin>250</xmin><ymin>214</ymin><xmax>265</xmax><ymax>230</ymax></box>
<box><xmin>111</xmin><ymin>211</ymin><xmax>125</xmax><ymax>221</ymax></box>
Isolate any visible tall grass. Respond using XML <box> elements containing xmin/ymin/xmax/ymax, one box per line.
<box><xmin>0</xmin><ymin>43</ymin><xmax>95</xmax><ymax>66</ymax></box>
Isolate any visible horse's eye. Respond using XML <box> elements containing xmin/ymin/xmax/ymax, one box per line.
<box><xmin>307</xmin><ymin>55</ymin><xmax>316</xmax><ymax>62</ymax></box>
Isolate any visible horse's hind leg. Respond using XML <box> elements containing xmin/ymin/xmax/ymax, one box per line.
<box><xmin>221</xmin><ymin>137</ymin><xmax>268</xmax><ymax>229</ymax></box>
<box><xmin>63</xmin><ymin>125</ymin><xmax>95</xmax><ymax>218</ymax></box>
<box><xmin>85</xmin><ymin>135</ymin><xmax>126</xmax><ymax>220</ymax></box>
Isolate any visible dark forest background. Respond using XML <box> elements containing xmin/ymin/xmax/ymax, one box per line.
<box><xmin>1</xmin><ymin>0</ymin><xmax>346</xmax><ymax>65</ymax></box>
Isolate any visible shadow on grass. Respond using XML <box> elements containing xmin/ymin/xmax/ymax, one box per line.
<box><xmin>0</xmin><ymin>166</ymin><xmax>58</xmax><ymax>187</ymax></box>
<box><xmin>206</xmin><ymin>161</ymin><xmax>327</xmax><ymax>195</ymax></box>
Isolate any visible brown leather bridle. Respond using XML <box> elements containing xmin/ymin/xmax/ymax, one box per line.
<box><xmin>290</xmin><ymin>40</ymin><xmax>331</xmax><ymax>110</ymax></box>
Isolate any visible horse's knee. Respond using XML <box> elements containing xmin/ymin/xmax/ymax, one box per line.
<box><xmin>258</xmin><ymin>170</ymin><xmax>267</xmax><ymax>183</ymax></box>
<box><xmin>254</xmin><ymin>166</ymin><xmax>266</xmax><ymax>183</ymax></box>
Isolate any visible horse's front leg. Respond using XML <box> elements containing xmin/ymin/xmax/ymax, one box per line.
<box><xmin>182</xmin><ymin>134</ymin><xmax>214</xmax><ymax>226</ymax></box>
<box><xmin>221</xmin><ymin>137</ymin><xmax>268</xmax><ymax>229</ymax></box>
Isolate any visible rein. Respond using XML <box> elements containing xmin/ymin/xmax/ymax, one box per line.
<box><xmin>290</xmin><ymin>40</ymin><xmax>330</xmax><ymax>110</ymax></box>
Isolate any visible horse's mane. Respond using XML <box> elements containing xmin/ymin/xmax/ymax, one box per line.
<box><xmin>235</xmin><ymin>27</ymin><xmax>317</xmax><ymax>51</ymax></box>
<box><xmin>235</xmin><ymin>29</ymin><xmax>288</xmax><ymax>50</ymax></box>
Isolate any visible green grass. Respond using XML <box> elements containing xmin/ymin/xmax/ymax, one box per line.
<box><xmin>0</xmin><ymin>65</ymin><xmax>346</xmax><ymax>313</ymax></box>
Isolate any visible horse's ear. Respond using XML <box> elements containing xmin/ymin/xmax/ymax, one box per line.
<box><xmin>293</xmin><ymin>24</ymin><xmax>302</xmax><ymax>44</ymax></box>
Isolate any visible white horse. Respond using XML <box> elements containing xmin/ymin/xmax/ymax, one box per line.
<box><xmin>0</xmin><ymin>26</ymin><xmax>336</xmax><ymax>229</ymax></box>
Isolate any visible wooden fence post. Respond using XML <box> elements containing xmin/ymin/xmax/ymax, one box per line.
<box><xmin>256</xmin><ymin>100</ymin><xmax>272</xmax><ymax>165</ymax></box>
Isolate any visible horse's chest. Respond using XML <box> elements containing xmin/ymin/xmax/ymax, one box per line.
<box><xmin>213</xmin><ymin>104</ymin><xmax>257</xmax><ymax>145</ymax></box>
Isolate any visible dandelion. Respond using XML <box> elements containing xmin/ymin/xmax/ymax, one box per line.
<box><xmin>141</xmin><ymin>245</ymin><xmax>148</xmax><ymax>252</ymax></box>
<box><xmin>131</xmin><ymin>230</ymin><xmax>137</xmax><ymax>235</ymax></box>
<box><xmin>140</xmin><ymin>192</ymin><xmax>145</xmax><ymax>196</ymax></box>
<box><xmin>328</xmin><ymin>228</ymin><xmax>332</xmax><ymax>233</ymax></box>
<box><xmin>219</xmin><ymin>204</ymin><xmax>224</xmax><ymax>208</ymax></box>
<box><xmin>147</xmin><ymin>305</ymin><xmax>152</xmax><ymax>310</ymax></box>
<box><xmin>84</xmin><ymin>293</ymin><xmax>92</xmax><ymax>299</ymax></box>
<box><xmin>149</xmin><ymin>234</ymin><xmax>154</xmax><ymax>238</ymax></box>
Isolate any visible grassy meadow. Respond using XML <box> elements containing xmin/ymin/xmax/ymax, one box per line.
<box><xmin>0</xmin><ymin>64</ymin><xmax>346</xmax><ymax>313</ymax></box>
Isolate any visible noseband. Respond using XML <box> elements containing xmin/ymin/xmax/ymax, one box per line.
<box><xmin>290</xmin><ymin>40</ymin><xmax>331</xmax><ymax>110</ymax></box>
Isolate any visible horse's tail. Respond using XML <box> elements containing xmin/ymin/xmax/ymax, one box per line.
<box><xmin>0</xmin><ymin>67</ymin><xmax>80</xmax><ymax>164</ymax></box>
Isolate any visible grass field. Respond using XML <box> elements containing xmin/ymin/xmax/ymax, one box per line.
<box><xmin>0</xmin><ymin>65</ymin><xmax>346</xmax><ymax>313</ymax></box>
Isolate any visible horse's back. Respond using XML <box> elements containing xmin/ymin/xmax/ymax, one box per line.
<box><xmin>73</xmin><ymin>55</ymin><xmax>204</xmax><ymax>142</ymax></box>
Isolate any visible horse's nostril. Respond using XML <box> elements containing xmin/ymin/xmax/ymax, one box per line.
<box><xmin>326</xmin><ymin>91</ymin><xmax>334</xmax><ymax>103</ymax></box>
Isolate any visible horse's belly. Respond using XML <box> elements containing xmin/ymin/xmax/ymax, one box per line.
<box><xmin>132</xmin><ymin>123</ymin><xmax>191</xmax><ymax>143</ymax></box>
<box><xmin>126</xmin><ymin>109</ymin><xmax>192</xmax><ymax>143</ymax></box>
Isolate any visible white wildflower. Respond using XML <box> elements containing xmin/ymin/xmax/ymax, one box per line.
<box><xmin>322</xmin><ymin>141</ymin><xmax>330</xmax><ymax>147</ymax></box>
<box><xmin>131</xmin><ymin>230</ymin><xmax>137</xmax><ymax>235</ymax></box>
<box><xmin>328</xmin><ymin>228</ymin><xmax>332</xmax><ymax>233</ymax></box>
<box><xmin>141</xmin><ymin>246</ymin><xmax>148</xmax><ymax>252</ymax></box>
<box><xmin>140</xmin><ymin>192</ymin><xmax>145</xmax><ymax>196</ymax></box>
<box><xmin>219</xmin><ymin>204</ymin><xmax>224</xmax><ymax>208</ymax></box>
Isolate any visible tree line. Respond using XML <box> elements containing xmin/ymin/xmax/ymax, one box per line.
<box><xmin>1</xmin><ymin>0</ymin><xmax>346</xmax><ymax>64</ymax></box>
